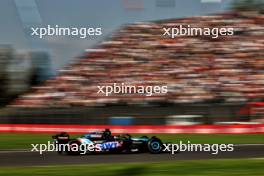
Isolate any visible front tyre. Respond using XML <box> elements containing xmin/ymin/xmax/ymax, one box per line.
<box><xmin>148</xmin><ymin>138</ymin><xmax>163</xmax><ymax>154</ymax></box>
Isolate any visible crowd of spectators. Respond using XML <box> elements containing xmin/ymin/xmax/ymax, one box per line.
<box><xmin>11</xmin><ymin>12</ymin><xmax>264</xmax><ymax>107</ymax></box>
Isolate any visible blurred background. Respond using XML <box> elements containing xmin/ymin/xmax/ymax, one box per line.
<box><xmin>0</xmin><ymin>1</ymin><xmax>264</xmax><ymax>175</ymax></box>
<box><xmin>0</xmin><ymin>0</ymin><xmax>263</xmax><ymax>127</ymax></box>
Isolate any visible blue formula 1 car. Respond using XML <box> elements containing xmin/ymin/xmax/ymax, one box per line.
<box><xmin>52</xmin><ymin>129</ymin><xmax>166</xmax><ymax>154</ymax></box>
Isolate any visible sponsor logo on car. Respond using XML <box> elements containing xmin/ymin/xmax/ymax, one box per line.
<box><xmin>96</xmin><ymin>141</ymin><xmax>122</xmax><ymax>150</ymax></box>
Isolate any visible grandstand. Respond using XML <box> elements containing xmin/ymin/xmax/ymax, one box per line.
<box><xmin>10</xmin><ymin>12</ymin><xmax>264</xmax><ymax>108</ymax></box>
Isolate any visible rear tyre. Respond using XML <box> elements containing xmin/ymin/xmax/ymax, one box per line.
<box><xmin>53</xmin><ymin>132</ymin><xmax>70</xmax><ymax>154</ymax></box>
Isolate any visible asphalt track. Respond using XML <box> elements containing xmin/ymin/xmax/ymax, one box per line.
<box><xmin>0</xmin><ymin>145</ymin><xmax>263</xmax><ymax>167</ymax></box>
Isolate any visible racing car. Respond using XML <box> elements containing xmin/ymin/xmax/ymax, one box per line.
<box><xmin>52</xmin><ymin>129</ymin><xmax>167</xmax><ymax>154</ymax></box>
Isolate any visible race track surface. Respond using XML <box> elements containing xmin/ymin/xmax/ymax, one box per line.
<box><xmin>0</xmin><ymin>145</ymin><xmax>263</xmax><ymax>167</ymax></box>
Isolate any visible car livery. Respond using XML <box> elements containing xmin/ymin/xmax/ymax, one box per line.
<box><xmin>52</xmin><ymin>130</ymin><xmax>167</xmax><ymax>154</ymax></box>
